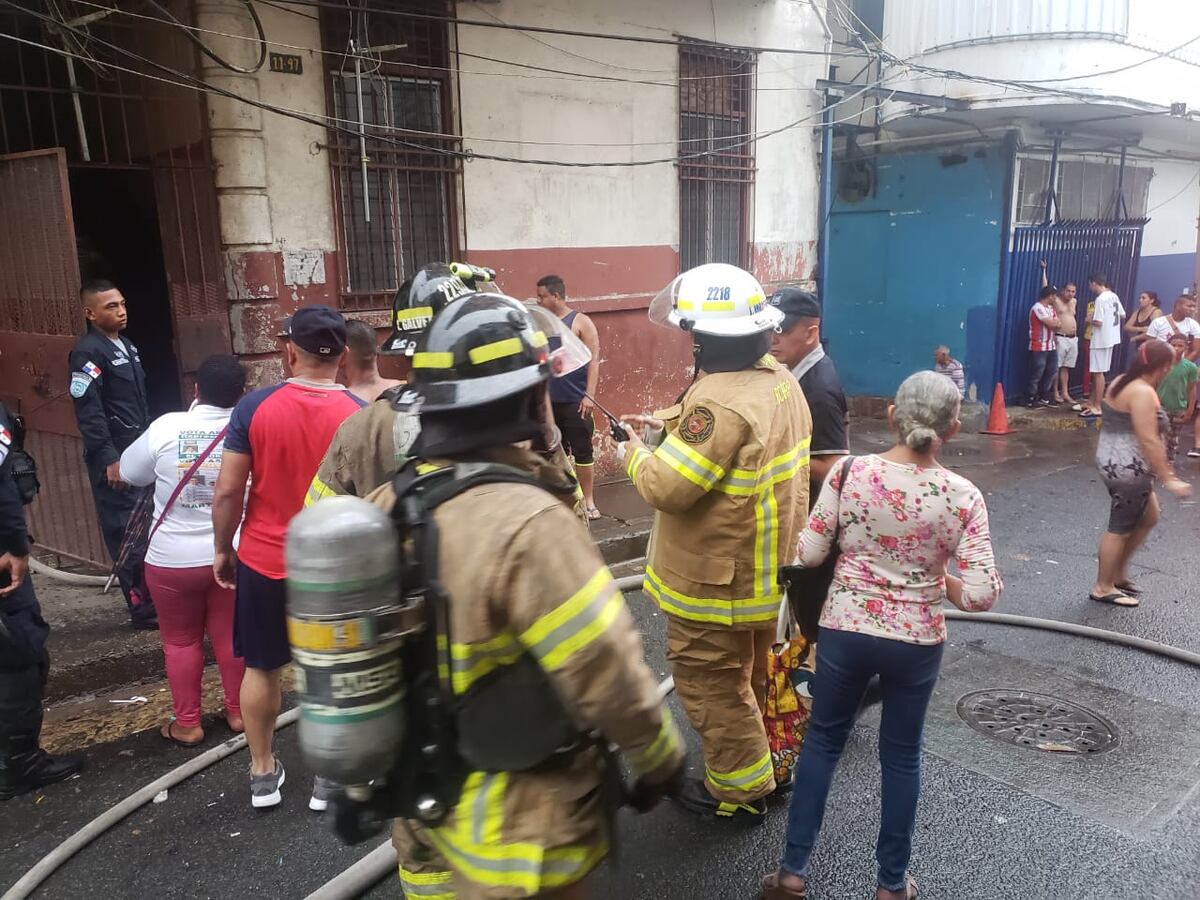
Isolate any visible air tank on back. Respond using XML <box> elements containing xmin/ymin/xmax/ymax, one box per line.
<box><xmin>286</xmin><ymin>495</ymin><xmax>408</xmax><ymax>788</ymax></box>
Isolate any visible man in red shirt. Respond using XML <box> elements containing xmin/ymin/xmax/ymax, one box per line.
<box><xmin>1026</xmin><ymin>285</ymin><xmax>1061</xmax><ymax>409</ymax></box>
<box><xmin>212</xmin><ymin>306</ymin><xmax>364</xmax><ymax>808</ymax></box>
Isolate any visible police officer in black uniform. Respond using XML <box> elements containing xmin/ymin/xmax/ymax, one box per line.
<box><xmin>68</xmin><ymin>279</ymin><xmax>155</xmax><ymax>628</ymax></box>
<box><xmin>0</xmin><ymin>403</ymin><xmax>85</xmax><ymax>800</ymax></box>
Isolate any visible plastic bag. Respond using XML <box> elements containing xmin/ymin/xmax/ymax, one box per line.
<box><xmin>764</xmin><ymin>599</ymin><xmax>815</xmax><ymax>786</ymax></box>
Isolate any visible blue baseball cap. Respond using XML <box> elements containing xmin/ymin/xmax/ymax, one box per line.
<box><xmin>280</xmin><ymin>305</ymin><xmax>347</xmax><ymax>356</ymax></box>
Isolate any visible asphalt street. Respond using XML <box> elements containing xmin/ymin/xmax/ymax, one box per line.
<box><xmin>4</xmin><ymin>421</ymin><xmax>1200</xmax><ymax>899</ymax></box>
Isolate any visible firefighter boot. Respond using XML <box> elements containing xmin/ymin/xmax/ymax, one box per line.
<box><xmin>0</xmin><ymin>735</ymin><xmax>84</xmax><ymax>801</ymax></box>
<box><xmin>672</xmin><ymin>776</ymin><xmax>767</xmax><ymax>823</ymax></box>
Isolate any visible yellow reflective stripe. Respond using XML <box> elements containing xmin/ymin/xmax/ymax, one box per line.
<box><xmin>627</xmin><ymin>707</ymin><xmax>681</xmax><ymax>777</ymax></box>
<box><xmin>675</xmin><ymin>299</ymin><xmax>695</xmax><ymax>311</ymax></box>
<box><xmin>754</xmin><ymin>486</ymin><xmax>778</xmax><ymax>598</ymax></box>
<box><xmin>519</xmin><ymin>569</ymin><xmax>622</xmax><ymax>671</ymax></box>
<box><xmin>643</xmin><ymin>565</ymin><xmax>780</xmax><ymax>626</ymax></box>
<box><xmin>304</xmin><ymin>474</ymin><xmax>338</xmax><ymax>508</ymax></box>
<box><xmin>413</xmin><ymin>352</ymin><xmax>454</xmax><ymax>369</ymax></box>
<box><xmin>529</xmin><ymin>330</ymin><xmax>548</xmax><ymax>348</ymax></box>
<box><xmin>627</xmin><ymin>445</ymin><xmax>651</xmax><ymax>481</ymax></box>
<box><xmin>719</xmin><ymin>437</ymin><xmax>812</xmax><ymax>495</ymax></box>
<box><xmin>398</xmin><ymin>866</ymin><xmax>454</xmax><ymax>899</ymax></box>
<box><xmin>468</xmin><ymin>337</ymin><xmax>523</xmax><ymax>365</ymax></box>
<box><xmin>396</xmin><ymin>305</ymin><xmax>434</xmax><ymax>322</ymax></box>
<box><xmin>705</xmin><ymin>750</ymin><xmax>774</xmax><ymax>793</ymax></box>
<box><xmin>429</xmin><ymin>772</ymin><xmax>605</xmax><ymax>893</ymax></box>
<box><xmin>449</xmin><ymin>633</ymin><xmax>523</xmax><ymax>694</ymax></box>
<box><xmin>653</xmin><ymin>434</ymin><xmax>725</xmax><ymax>491</ymax></box>
<box><xmin>415</xmin><ymin>462</ymin><xmax>444</xmax><ymax>475</ymax></box>
<box><xmin>701</xmin><ymin>300</ymin><xmax>735</xmax><ymax>311</ymax></box>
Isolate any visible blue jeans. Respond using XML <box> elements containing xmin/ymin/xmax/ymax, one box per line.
<box><xmin>780</xmin><ymin>628</ymin><xmax>945</xmax><ymax>891</ymax></box>
<box><xmin>1026</xmin><ymin>349</ymin><xmax>1057</xmax><ymax>402</ymax></box>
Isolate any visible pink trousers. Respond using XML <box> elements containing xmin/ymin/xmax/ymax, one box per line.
<box><xmin>143</xmin><ymin>564</ymin><xmax>244</xmax><ymax>728</ymax></box>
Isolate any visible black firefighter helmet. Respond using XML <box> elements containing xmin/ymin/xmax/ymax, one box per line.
<box><xmin>407</xmin><ymin>292</ymin><xmax>556</xmax><ymax>413</ymax></box>
<box><xmin>380</xmin><ymin>262</ymin><xmax>496</xmax><ymax>356</ymax></box>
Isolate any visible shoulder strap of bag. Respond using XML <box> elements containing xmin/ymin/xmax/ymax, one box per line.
<box><xmin>831</xmin><ymin>455</ymin><xmax>857</xmax><ymax>546</ymax></box>
<box><xmin>148</xmin><ymin>425</ymin><xmax>228</xmax><ymax>541</ymax></box>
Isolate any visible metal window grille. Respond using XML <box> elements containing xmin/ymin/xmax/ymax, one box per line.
<box><xmin>1015</xmin><ymin>155</ymin><xmax>1152</xmax><ymax>225</ymax></box>
<box><xmin>678</xmin><ymin>42</ymin><xmax>755</xmax><ymax>270</ymax></box>
<box><xmin>322</xmin><ymin>4</ymin><xmax>458</xmax><ymax>310</ymax></box>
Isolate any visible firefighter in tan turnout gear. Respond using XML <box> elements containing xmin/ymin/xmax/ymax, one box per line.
<box><xmin>619</xmin><ymin>263</ymin><xmax>811</xmax><ymax>822</ymax></box>
<box><xmin>306</xmin><ymin>262</ymin><xmax>587</xmax><ymax>521</ymax></box>
<box><xmin>363</xmin><ymin>292</ymin><xmax>684</xmax><ymax>898</ymax></box>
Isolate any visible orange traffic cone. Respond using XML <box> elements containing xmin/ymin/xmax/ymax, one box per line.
<box><xmin>981</xmin><ymin>383</ymin><xmax>1015</xmax><ymax>435</ymax></box>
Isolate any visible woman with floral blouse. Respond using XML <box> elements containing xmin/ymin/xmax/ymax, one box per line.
<box><xmin>762</xmin><ymin>370</ymin><xmax>1003</xmax><ymax>900</ymax></box>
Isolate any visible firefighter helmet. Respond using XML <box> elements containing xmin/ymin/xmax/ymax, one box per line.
<box><xmin>381</xmin><ymin>262</ymin><xmax>494</xmax><ymax>356</ymax></box>
<box><xmin>408</xmin><ymin>292</ymin><xmax>590</xmax><ymax>412</ymax></box>
<box><xmin>649</xmin><ymin>263</ymin><xmax>781</xmax><ymax>337</ymax></box>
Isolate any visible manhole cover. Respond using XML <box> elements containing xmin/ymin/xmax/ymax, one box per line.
<box><xmin>956</xmin><ymin>690</ymin><xmax>1119</xmax><ymax>754</ymax></box>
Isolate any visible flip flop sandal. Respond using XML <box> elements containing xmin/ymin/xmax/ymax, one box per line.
<box><xmin>878</xmin><ymin>875</ymin><xmax>919</xmax><ymax>900</ymax></box>
<box><xmin>1071</xmin><ymin>403</ymin><xmax>1084</xmax><ymax>411</ymax></box>
<box><xmin>586</xmin><ymin>506</ymin><xmax>602</xmax><ymax>520</ymax></box>
<box><xmin>1115</xmin><ymin>580</ymin><xmax>1143</xmax><ymax>596</ymax></box>
<box><xmin>1089</xmin><ymin>591</ymin><xmax>1139</xmax><ymax>607</ymax></box>
<box><xmin>161</xmin><ymin>722</ymin><xmax>204</xmax><ymax>747</ymax></box>
<box><xmin>1079</xmin><ymin>409</ymin><xmax>1101</xmax><ymax>418</ymax></box>
<box><xmin>761</xmin><ymin>872</ymin><xmax>808</xmax><ymax>899</ymax></box>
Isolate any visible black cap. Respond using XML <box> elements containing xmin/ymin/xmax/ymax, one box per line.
<box><xmin>769</xmin><ymin>288</ymin><xmax>822</xmax><ymax>329</ymax></box>
<box><xmin>280</xmin><ymin>305</ymin><xmax>347</xmax><ymax>357</ymax></box>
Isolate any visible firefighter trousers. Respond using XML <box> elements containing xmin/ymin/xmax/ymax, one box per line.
<box><xmin>665</xmin><ymin>616</ymin><xmax>775</xmax><ymax>803</ymax></box>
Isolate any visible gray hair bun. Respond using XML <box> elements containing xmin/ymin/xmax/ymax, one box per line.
<box><xmin>894</xmin><ymin>371</ymin><xmax>961</xmax><ymax>453</ymax></box>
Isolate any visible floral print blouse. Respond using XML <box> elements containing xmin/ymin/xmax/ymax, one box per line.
<box><xmin>798</xmin><ymin>455</ymin><xmax>1002</xmax><ymax>645</ymax></box>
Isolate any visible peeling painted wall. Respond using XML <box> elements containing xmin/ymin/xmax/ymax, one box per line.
<box><xmin>457</xmin><ymin>0</ymin><xmax>827</xmax><ymax>474</ymax></box>
<box><xmin>824</xmin><ymin>146</ymin><xmax>1008</xmax><ymax>398</ymax></box>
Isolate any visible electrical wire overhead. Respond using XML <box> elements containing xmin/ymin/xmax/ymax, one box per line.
<box><xmin>0</xmin><ymin>4</ymin><xmax>895</xmax><ymax>168</ymax></box>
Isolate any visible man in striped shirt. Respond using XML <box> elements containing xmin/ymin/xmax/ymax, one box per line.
<box><xmin>1027</xmin><ymin>285</ymin><xmax>1062</xmax><ymax>408</ymax></box>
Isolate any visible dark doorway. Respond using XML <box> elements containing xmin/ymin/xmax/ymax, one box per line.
<box><xmin>70</xmin><ymin>168</ymin><xmax>182</xmax><ymax>417</ymax></box>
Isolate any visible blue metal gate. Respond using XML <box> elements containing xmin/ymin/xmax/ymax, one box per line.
<box><xmin>995</xmin><ymin>219</ymin><xmax>1148</xmax><ymax>400</ymax></box>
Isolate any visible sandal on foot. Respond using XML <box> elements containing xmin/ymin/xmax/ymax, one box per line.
<box><xmin>1079</xmin><ymin>409</ymin><xmax>1100</xmax><ymax>418</ymax></box>
<box><xmin>585</xmin><ymin>505</ymin><xmax>602</xmax><ymax>520</ymax></box>
<box><xmin>161</xmin><ymin>722</ymin><xmax>204</xmax><ymax>747</ymax></box>
<box><xmin>1115</xmin><ymin>580</ymin><xmax>1143</xmax><ymax>596</ymax></box>
<box><xmin>1089</xmin><ymin>591</ymin><xmax>1138</xmax><ymax>607</ymax></box>
<box><xmin>761</xmin><ymin>871</ymin><xmax>808</xmax><ymax>899</ymax></box>
<box><xmin>877</xmin><ymin>874</ymin><xmax>919</xmax><ymax>900</ymax></box>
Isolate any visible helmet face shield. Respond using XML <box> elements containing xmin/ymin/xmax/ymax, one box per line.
<box><xmin>524</xmin><ymin>304</ymin><xmax>592</xmax><ymax>379</ymax></box>
<box><xmin>649</xmin><ymin>275</ymin><xmax>685</xmax><ymax>329</ymax></box>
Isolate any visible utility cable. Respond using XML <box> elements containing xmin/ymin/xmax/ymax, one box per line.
<box><xmin>145</xmin><ymin>0</ymin><xmax>267</xmax><ymax>73</ymax></box>
<box><xmin>0</xmin><ymin>16</ymin><xmax>891</xmax><ymax>166</ymax></box>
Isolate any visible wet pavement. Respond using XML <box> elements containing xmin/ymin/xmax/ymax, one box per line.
<box><xmin>5</xmin><ymin>419</ymin><xmax>1200</xmax><ymax>899</ymax></box>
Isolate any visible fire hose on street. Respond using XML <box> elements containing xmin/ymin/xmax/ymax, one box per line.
<box><xmin>5</xmin><ymin>576</ymin><xmax>1200</xmax><ymax>900</ymax></box>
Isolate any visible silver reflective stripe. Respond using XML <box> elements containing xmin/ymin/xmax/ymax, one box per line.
<box><xmin>523</xmin><ymin>581</ymin><xmax>618</xmax><ymax>664</ymax></box>
<box><xmin>644</xmin><ymin>569</ymin><xmax>779</xmax><ymax>622</ymax></box>
<box><xmin>658</xmin><ymin>439</ymin><xmax>720</xmax><ymax>489</ymax></box>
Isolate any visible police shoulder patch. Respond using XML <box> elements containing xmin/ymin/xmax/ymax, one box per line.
<box><xmin>680</xmin><ymin>406</ymin><xmax>716</xmax><ymax>444</ymax></box>
<box><xmin>69</xmin><ymin>373</ymin><xmax>93</xmax><ymax>398</ymax></box>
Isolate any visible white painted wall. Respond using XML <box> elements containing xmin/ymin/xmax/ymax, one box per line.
<box><xmin>881</xmin><ymin>0</ymin><xmax>1200</xmax><ymax>112</ymax></box>
<box><xmin>454</xmin><ymin>0</ymin><xmax>826</xmax><ymax>256</ymax></box>
<box><xmin>254</xmin><ymin>3</ymin><xmax>336</xmax><ymax>251</ymax></box>
<box><xmin>1142</xmin><ymin>158</ymin><xmax>1200</xmax><ymax>258</ymax></box>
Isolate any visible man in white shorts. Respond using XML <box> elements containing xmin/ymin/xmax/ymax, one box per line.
<box><xmin>1083</xmin><ymin>272</ymin><xmax>1125</xmax><ymax>418</ymax></box>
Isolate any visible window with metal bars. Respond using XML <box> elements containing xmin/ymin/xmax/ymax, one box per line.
<box><xmin>322</xmin><ymin>3</ymin><xmax>458</xmax><ymax>310</ymax></box>
<box><xmin>1015</xmin><ymin>155</ymin><xmax>1152</xmax><ymax>225</ymax></box>
<box><xmin>678</xmin><ymin>42</ymin><xmax>755</xmax><ymax>271</ymax></box>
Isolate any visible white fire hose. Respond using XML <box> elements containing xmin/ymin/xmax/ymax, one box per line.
<box><xmin>27</xmin><ymin>558</ymin><xmax>109</xmax><ymax>587</ymax></box>
<box><xmin>7</xmin><ymin>575</ymin><xmax>1198</xmax><ymax>900</ymax></box>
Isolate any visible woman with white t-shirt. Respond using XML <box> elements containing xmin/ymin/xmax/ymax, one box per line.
<box><xmin>120</xmin><ymin>355</ymin><xmax>247</xmax><ymax>746</ymax></box>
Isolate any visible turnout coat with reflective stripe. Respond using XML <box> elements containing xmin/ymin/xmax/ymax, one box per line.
<box><xmin>307</xmin><ymin>396</ymin><xmax>589</xmax><ymax>522</ymax></box>
<box><xmin>367</xmin><ymin>446</ymin><xmax>681</xmax><ymax>898</ymax></box>
<box><xmin>628</xmin><ymin>355</ymin><xmax>811</xmax><ymax>629</ymax></box>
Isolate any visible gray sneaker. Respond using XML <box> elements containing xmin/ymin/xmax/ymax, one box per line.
<box><xmin>309</xmin><ymin>776</ymin><xmax>339</xmax><ymax>812</ymax></box>
<box><xmin>250</xmin><ymin>758</ymin><xmax>285</xmax><ymax>809</ymax></box>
